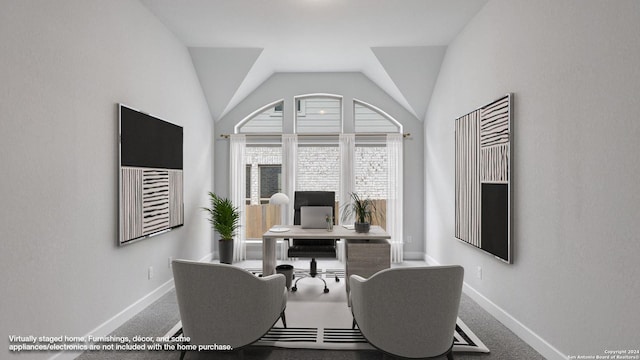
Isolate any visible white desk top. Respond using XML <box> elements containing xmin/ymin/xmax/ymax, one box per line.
<box><xmin>263</xmin><ymin>225</ymin><xmax>390</xmax><ymax>239</ymax></box>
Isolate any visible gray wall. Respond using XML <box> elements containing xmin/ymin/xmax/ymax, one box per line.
<box><xmin>216</xmin><ymin>72</ymin><xmax>425</xmax><ymax>258</ymax></box>
<box><xmin>424</xmin><ymin>0</ymin><xmax>640</xmax><ymax>358</ymax></box>
<box><xmin>0</xmin><ymin>1</ymin><xmax>213</xmax><ymax>358</ymax></box>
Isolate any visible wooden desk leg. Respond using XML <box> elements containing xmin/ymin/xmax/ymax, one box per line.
<box><xmin>263</xmin><ymin>237</ymin><xmax>277</xmax><ymax>276</ymax></box>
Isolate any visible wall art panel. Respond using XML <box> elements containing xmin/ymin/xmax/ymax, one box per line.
<box><xmin>119</xmin><ymin>104</ymin><xmax>184</xmax><ymax>245</ymax></box>
<box><xmin>455</xmin><ymin>94</ymin><xmax>512</xmax><ymax>263</ymax></box>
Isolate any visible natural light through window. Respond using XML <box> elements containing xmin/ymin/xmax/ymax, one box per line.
<box><xmin>295</xmin><ymin>95</ymin><xmax>342</xmax><ymax>133</ymax></box>
<box><xmin>238</xmin><ymin>100</ymin><xmax>283</xmax><ymax>133</ymax></box>
<box><xmin>354</xmin><ymin>100</ymin><xmax>400</xmax><ymax>133</ymax></box>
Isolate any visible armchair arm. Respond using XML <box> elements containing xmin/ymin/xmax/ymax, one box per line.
<box><xmin>348</xmin><ymin>274</ymin><xmax>367</xmax><ymax>305</ymax></box>
<box><xmin>227</xmin><ymin>273</ymin><xmax>286</xmax><ymax>344</ymax></box>
<box><xmin>260</xmin><ymin>273</ymin><xmax>286</xmax><ymax>284</ymax></box>
<box><xmin>349</xmin><ymin>275</ymin><xmax>370</xmax><ymax>329</ymax></box>
<box><xmin>256</xmin><ymin>273</ymin><xmax>287</xmax><ymax>313</ymax></box>
<box><xmin>349</xmin><ymin>271</ymin><xmax>401</xmax><ymax>344</ymax></box>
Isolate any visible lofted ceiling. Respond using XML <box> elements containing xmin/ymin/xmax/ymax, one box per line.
<box><xmin>140</xmin><ymin>0</ymin><xmax>488</xmax><ymax>121</ymax></box>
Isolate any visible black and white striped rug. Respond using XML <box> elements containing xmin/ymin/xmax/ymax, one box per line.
<box><xmin>167</xmin><ymin>267</ymin><xmax>488</xmax><ymax>353</ymax></box>
<box><xmin>166</xmin><ymin>317</ymin><xmax>487</xmax><ymax>353</ymax></box>
<box><xmin>253</xmin><ymin>317</ymin><xmax>488</xmax><ymax>353</ymax></box>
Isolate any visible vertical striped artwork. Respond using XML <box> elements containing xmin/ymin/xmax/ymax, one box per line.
<box><xmin>454</xmin><ymin>110</ymin><xmax>480</xmax><ymax>246</ymax></box>
<box><xmin>169</xmin><ymin>170</ymin><xmax>184</xmax><ymax>228</ymax></box>
<box><xmin>455</xmin><ymin>94</ymin><xmax>512</xmax><ymax>263</ymax></box>
<box><xmin>121</xmin><ymin>167</ymin><xmax>184</xmax><ymax>242</ymax></box>
<box><xmin>121</xmin><ymin>168</ymin><xmax>144</xmax><ymax>242</ymax></box>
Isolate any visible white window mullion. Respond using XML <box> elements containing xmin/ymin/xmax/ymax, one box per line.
<box><xmin>387</xmin><ymin>133</ymin><xmax>403</xmax><ymax>263</ymax></box>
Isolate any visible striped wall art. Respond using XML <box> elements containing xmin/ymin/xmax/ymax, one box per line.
<box><xmin>120</xmin><ymin>168</ymin><xmax>183</xmax><ymax>242</ymax></box>
<box><xmin>455</xmin><ymin>94</ymin><xmax>512</xmax><ymax>263</ymax></box>
<box><xmin>119</xmin><ymin>104</ymin><xmax>184</xmax><ymax>245</ymax></box>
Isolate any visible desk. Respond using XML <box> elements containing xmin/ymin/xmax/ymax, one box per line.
<box><xmin>262</xmin><ymin>225</ymin><xmax>391</xmax><ymax>277</ymax></box>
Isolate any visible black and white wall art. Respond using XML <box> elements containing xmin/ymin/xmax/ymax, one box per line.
<box><xmin>455</xmin><ymin>94</ymin><xmax>512</xmax><ymax>263</ymax></box>
<box><xmin>119</xmin><ymin>104</ymin><xmax>184</xmax><ymax>245</ymax></box>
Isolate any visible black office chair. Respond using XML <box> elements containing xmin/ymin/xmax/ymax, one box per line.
<box><xmin>288</xmin><ymin>191</ymin><xmax>340</xmax><ymax>293</ymax></box>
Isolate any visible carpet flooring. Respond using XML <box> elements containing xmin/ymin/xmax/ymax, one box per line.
<box><xmin>166</xmin><ymin>302</ymin><xmax>489</xmax><ymax>353</ymax></box>
<box><xmin>76</xmin><ymin>260</ymin><xmax>545</xmax><ymax>360</ymax></box>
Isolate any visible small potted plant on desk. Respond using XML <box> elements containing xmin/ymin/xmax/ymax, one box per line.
<box><xmin>204</xmin><ymin>192</ymin><xmax>240</xmax><ymax>264</ymax></box>
<box><xmin>341</xmin><ymin>192</ymin><xmax>378</xmax><ymax>233</ymax></box>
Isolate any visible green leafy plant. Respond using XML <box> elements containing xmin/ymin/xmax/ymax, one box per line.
<box><xmin>341</xmin><ymin>192</ymin><xmax>378</xmax><ymax>224</ymax></box>
<box><xmin>203</xmin><ymin>192</ymin><xmax>240</xmax><ymax>240</ymax></box>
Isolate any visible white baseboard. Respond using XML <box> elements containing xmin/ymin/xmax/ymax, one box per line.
<box><xmin>49</xmin><ymin>252</ymin><xmax>213</xmax><ymax>360</ymax></box>
<box><xmin>49</xmin><ymin>279</ymin><xmax>175</xmax><ymax>360</ymax></box>
<box><xmin>425</xmin><ymin>253</ymin><xmax>439</xmax><ymax>265</ymax></box>
<box><xmin>245</xmin><ymin>247</ymin><xmax>286</xmax><ymax>261</ymax></box>
<box><xmin>462</xmin><ymin>283</ymin><xmax>566</xmax><ymax>360</ymax></box>
<box><xmin>425</xmin><ymin>253</ymin><xmax>566</xmax><ymax>360</ymax></box>
<box><xmin>403</xmin><ymin>251</ymin><xmax>426</xmax><ymax>260</ymax></box>
<box><xmin>197</xmin><ymin>252</ymin><xmax>214</xmax><ymax>262</ymax></box>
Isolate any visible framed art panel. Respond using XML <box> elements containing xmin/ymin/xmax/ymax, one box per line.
<box><xmin>455</xmin><ymin>94</ymin><xmax>512</xmax><ymax>263</ymax></box>
<box><xmin>118</xmin><ymin>104</ymin><xmax>184</xmax><ymax>245</ymax></box>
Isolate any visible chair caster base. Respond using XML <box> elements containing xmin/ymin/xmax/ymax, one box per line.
<box><xmin>323</xmin><ymin>287</ymin><xmax>329</xmax><ymax>293</ymax></box>
<box><xmin>291</xmin><ymin>286</ymin><xmax>297</xmax><ymax>292</ymax></box>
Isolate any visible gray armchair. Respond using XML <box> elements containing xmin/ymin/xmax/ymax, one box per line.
<box><xmin>349</xmin><ymin>266</ymin><xmax>464</xmax><ymax>359</ymax></box>
<box><xmin>172</xmin><ymin>260</ymin><xmax>287</xmax><ymax>358</ymax></box>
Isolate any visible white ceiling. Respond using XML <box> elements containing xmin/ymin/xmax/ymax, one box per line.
<box><xmin>140</xmin><ymin>0</ymin><xmax>488</xmax><ymax>120</ymax></box>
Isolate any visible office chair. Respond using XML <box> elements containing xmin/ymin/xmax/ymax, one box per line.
<box><xmin>287</xmin><ymin>191</ymin><xmax>340</xmax><ymax>293</ymax></box>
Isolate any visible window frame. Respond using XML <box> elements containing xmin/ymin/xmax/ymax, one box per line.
<box><xmin>293</xmin><ymin>94</ymin><xmax>343</xmax><ymax>135</ymax></box>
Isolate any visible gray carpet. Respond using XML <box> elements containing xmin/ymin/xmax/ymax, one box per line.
<box><xmin>76</xmin><ymin>262</ymin><xmax>544</xmax><ymax>360</ymax></box>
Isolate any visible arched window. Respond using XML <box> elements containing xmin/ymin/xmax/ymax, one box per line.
<box><xmin>354</xmin><ymin>99</ymin><xmax>401</xmax><ymax>133</ymax></box>
<box><xmin>235</xmin><ymin>99</ymin><xmax>284</xmax><ymax>134</ymax></box>
<box><xmin>230</xmin><ymin>94</ymin><xmax>403</xmax><ymax>263</ymax></box>
<box><xmin>294</xmin><ymin>94</ymin><xmax>342</xmax><ymax>134</ymax></box>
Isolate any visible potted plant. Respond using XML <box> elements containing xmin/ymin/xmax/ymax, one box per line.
<box><xmin>341</xmin><ymin>192</ymin><xmax>378</xmax><ymax>233</ymax></box>
<box><xmin>203</xmin><ymin>192</ymin><xmax>240</xmax><ymax>264</ymax></box>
